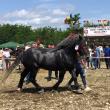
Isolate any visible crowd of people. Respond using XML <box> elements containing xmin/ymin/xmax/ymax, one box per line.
<box><xmin>87</xmin><ymin>45</ymin><xmax>110</xmax><ymax>69</ymax></box>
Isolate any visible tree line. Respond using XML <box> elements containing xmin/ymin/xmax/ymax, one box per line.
<box><xmin>0</xmin><ymin>14</ymin><xmax>83</xmax><ymax>46</ymax></box>
<box><xmin>0</xmin><ymin>24</ymin><xmax>71</xmax><ymax>46</ymax></box>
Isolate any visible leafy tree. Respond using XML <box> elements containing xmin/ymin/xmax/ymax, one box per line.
<box><xmin>0</xmin><ymin>24</ymin><xmax>69</xmax><ymax>46</ymax></box>
<box><xmin>64</xmin><ymin>13</ymin><xmax>83</xmax><ymax>34</ymax></box>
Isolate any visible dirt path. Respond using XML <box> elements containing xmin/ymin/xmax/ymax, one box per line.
<box><xmin>0</xmin><ymin>68</ymin><xmax>110</xmax><ymax>110</ymax></box>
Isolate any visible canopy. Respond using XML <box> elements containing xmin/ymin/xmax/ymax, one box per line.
<box><xmin>0</xmin><ymin>41</ymin><xmax>24</xmax><ymax>48</ymax></box>
<box><xmin>26</xmin><ymin>41</ymin><xmax>35</xmax><ymax>45</ymax></box>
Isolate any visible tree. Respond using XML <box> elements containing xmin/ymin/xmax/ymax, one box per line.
<box><xmin>0</xmin><ymin>24</ymin><xmax>70</xmax><ymax>46</ymax></box>
<box><xmin>64</xmin><ymin>13</ymin><xmax>82</xmax><ymax>34</ymax></box>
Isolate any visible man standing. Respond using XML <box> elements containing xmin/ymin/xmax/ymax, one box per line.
<box><xmin>2</xmin><ymin>48</ymin><xmax>11</xmax><ymax>70</ymax></box>
<box><xmin>103</xmin><ymin>45</ymin><xmax>110</xmax><ymax>69</ymax></box>
<box><xmin>93</xmin><ymin>46</ymin><xmax>101</xmax><ymax>69</ymax></box>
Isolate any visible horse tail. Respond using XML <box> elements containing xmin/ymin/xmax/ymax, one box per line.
<box><xmin>1</xmin><ymin>51</ymin><xmax>23</xmax><ymax>83</ymax></box>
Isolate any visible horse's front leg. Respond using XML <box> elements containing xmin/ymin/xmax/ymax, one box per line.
<box><xmin>67</xmin><ymin>70</ymin><xmax>79</xmax><ymax>90</ymax></box>
<box><xmin>67</xmin><ymin>70</ymin><xmax>83</xmax><ymax>94</ymax></box>
<box><xmin>52</xmin><ymin>70</ymin><xmax>66</xmax><ymax>91</ymax></box>
<box><xmin>29</xmin><ymin>68</ymin><xmax>44</xmax><ymax>93</ymax></box>
<box><xmin>17</xmin><ymin>68</ymin><xmax>29</xmax><ymax>91</ymax></box>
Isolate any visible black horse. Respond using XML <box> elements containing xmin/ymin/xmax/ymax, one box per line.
<box><xmin>2</xmin><ymin>33</ymin><xmax>88</xmax><ymax>92</ymax></box>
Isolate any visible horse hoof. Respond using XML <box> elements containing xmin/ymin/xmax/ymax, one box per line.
<box><xmin>72</xmin><ymin>89</ymin><xmax>83</xmax><ymax>94</ymax></box>
<box><xmin>67</xmin><ymin>85</ymin><xmax>72</xmax><ymax>90</ymax></box>
<box><xmin>47</xmin><ymin>78</ymin><xmax>51</xmax><ymax>81</ymax></box>
<box><xmin>51</xmin><ymin>89</ymin><xmax>58</xmax><ymax>93</ymax></box>
<box><xmin>16</xmin><ymin>88</ymin><xmax>22</xmax><ymax>92</ymax></box>
<box><xmin>37</xmin><ymin>88</ymin><xmax>44</xmax><ymax>94</ymax></box>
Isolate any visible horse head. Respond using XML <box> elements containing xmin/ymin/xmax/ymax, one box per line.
<box><xmin>56</xmin><ymin>33</ymin><xmax>80</xmax><ymax>49</ymax></box>
<box><xmin>65</xmin><ymin>33</ymin><xmax>88</xmax><ymax>56</ymax></box>
<box><xmin>56</xmin><ymin>32</ymin><xmax>89</xmax><ymax>57</ymax></box>
<box><xmin>75</xmin><ymin>35</ymin><xmax>89</xmax><ymax>57</ymax></box>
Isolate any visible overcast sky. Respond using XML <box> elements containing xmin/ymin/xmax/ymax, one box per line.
<box><xmin>0</xmin><ymin>0</ymin><xmax>110</xmax><ymax>29</ymax></box>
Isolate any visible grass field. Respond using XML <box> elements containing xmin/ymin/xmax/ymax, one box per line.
<box><xmin>0</xmin><ymin>64</ymin><xmax>110</xmax><ymax>110</ymax></box>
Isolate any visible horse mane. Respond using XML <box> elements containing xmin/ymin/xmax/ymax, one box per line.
<box><xmin>56</xmin><ymin>33</ymin><xmax>83</xmax><ymax>49</ymax></box>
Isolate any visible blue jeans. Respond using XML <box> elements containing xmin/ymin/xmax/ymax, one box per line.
<box><xmin>93</xmin><ymin>58</ymin><xmax>100</xmax><ymax>69</ymax></box>
<box><xmin>75</xmin><ymin>62</ymin><xmax>87</xmax><ymax>88</ymax></box>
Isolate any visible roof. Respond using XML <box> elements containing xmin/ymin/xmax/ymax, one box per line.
<box><xmin>0</xmin><ymin>41</ymin><xmax>24</xmax><ymax>48</ymax></box>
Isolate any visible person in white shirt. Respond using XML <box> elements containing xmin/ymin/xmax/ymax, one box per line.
<box><xmin>3</xmin><ymin>48</ymin><xmax>11</xmax><ymax>70</ymax></box>
<box><xmin>88</xmin><ymin>47</ymin><xmax>94</xmax><ymax>68</ymax></box>
<box><xmin>25</xmin><ymin>44</ymin><xmax>31</xmax><ymax>51</ymax></box>
<box><xmin>0</xmin><ymin>50</ymin><xmax>3</xmax><ymax>70</ymax></box>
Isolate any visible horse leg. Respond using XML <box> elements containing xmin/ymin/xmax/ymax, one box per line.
<box><xmin>55</xmin><ymin>71</ymin><xmax>59</xmax><ymax>80</ymax></box>
<box><xmin>52</xmin><ymin>70</ymin><xmax>65</xmax><ymax>90</ymax></box>
<box><xmin>67</xmin><ymin>70</ymin><xmax>79</xmax><ymax>90</ymax></box>
<box><xmin>17</xmin><ymin>68</ymin><xmax>30</xmax><ymax>91</ymax></box>
<box><xmin>67</xmin><ymin>70</ymin><xmax>83</xmax><ymax>94</ymax></box>
<box><xmin>29</xmin><ymin>67</ymin><xmax>44</xmax><ymax>93</ymax></box>
<box><xmin>47</xmin><ymin>70</ymin><xmax>52</xmax><ymax>81</ymax></box>
<box><xmin>30</xmin><ymin>68</ymin><xmax>41</xmax><ymax>88</ymax></box>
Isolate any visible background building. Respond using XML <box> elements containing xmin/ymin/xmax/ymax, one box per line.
<box><xmin>83</xmin><ymin>20</ymin><xmax>110</xmax><ymax>46</ymax></box>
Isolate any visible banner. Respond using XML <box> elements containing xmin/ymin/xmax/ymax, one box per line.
<box><xmin>84</xmin><ymin>26</ymin><xmax>110</xmax><ymax>36</ymax></box>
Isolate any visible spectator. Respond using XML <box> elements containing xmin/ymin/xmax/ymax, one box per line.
<box><xmin>39</xmin><ymin>43</ymin><xmax>44</xmax><ymax>48</ymax></box>
<box><xmin>96</xmin><ymin>45</ymin><xmax>101</xmax><ymax>69</ymax></box>
<box><xmin>88</xmin><ymin>47</ymin><xmax>94</xmax><ymax>69</ymax></box>
<box><xmin>103</xmin><ymin>45</ymin><xmax>110</xmax><ymax>69</ymax></box>
<box><xmin>2</xmin><ymin>48</ymin><xmax>11</xmax><ymax>70</ymax></box>
<box><xmin>71</xmin><ymin>56</ymin><xmax>91</xmax><ymax>92</ymax></box>
<box><xmin>25</xmin><ymin>44</ymin><xmax>31</xmax><ymax>51</ymax></box>
<box><xmin>92</xmin><ymin>46</ymin><xmax>101</xmax><ymax>69</ymax></box>
<box><xmin>0</xmin><ymin>49</ymin><xmax>3</xmax><ymax>71</ymax></box>
<box><xmin>31</xmin><ymin>43</ymin><xmax>37</xmax><ymax>48</ymax></box>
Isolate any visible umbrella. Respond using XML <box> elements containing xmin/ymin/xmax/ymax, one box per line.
<box><xmin>0</xmin><ymin>41</ymin><xmax>24</xmax><ymax>48</ymax></box>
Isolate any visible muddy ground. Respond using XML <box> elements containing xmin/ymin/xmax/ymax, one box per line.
<box><xmin>0</xmin><ymin>64</ymin><xmax>110</xmax><ymax>110</ymax></box>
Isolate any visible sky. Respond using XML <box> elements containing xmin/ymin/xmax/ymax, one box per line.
<box><xmin>0</xmin><ymin>0</ymin><xmax>110</xmax><ymax>29</ymax></box>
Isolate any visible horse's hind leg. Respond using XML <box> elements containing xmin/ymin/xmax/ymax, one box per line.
<box><xmin>52</xmin><ymin>70</ymin><xmax>65</xmax><ymax>90</ymax></box>
<box><xmin>28</xmin><ymin>67</ymin><xmax>44</xmax><ymax>93</ymax></box>
<box><xmin>17</xmin><ymin>68</ymin><xmax>30</xmax><ymax>91</ymax></box>
<box><xmin>55</xmin><ymin>71</ymin><xmax>59</xmax><ymax>79</ymax></box>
